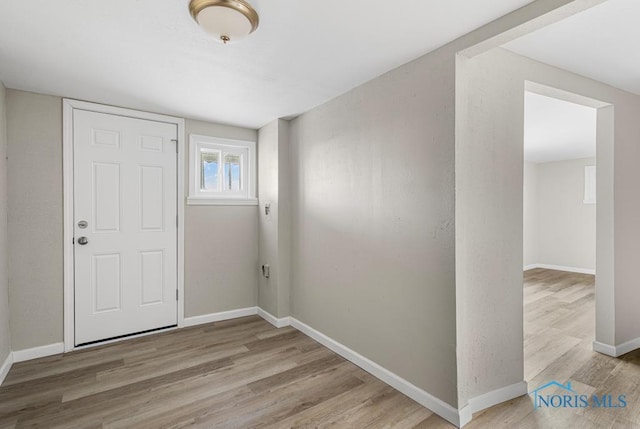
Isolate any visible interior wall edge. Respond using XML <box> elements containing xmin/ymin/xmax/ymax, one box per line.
<box><xmin>591</xmin><ymin>338</ymin><xmax>640</xmax><ymax>358</ymax></box>
<box><xmin>257</xmin><ymin>307</ymin><xmax>290</xmax><ymax>329</ymax></box>
<box><xmin>458</xmin><ymin>380</ymin><xmax>529</xmax><ymax>427</ymax></box>
<box><xmin>0</xmin><ymin>351</ymin><xmax>12</xmax><ymax>386</ymax></box>
<box><xmin>0</xmin><ymin>81</ymin><xmax>11</xmax><ymax>371</ymax></box>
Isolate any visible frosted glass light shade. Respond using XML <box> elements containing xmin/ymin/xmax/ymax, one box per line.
<box><xmin>190</xmin><ymin>0</ymin><xmax>259</xmax><ymax>44</ymax></box>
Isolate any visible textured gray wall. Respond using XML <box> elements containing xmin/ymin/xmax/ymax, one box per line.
<box><xmin>7</xmin><ymin>90</ymin><xmax>63</xmax><ymax>351</ymax></box>
<box><xmin>257</xmin><ymin>119</ymin><xmax>291</xmax><ymax>318</ymax></box>
<box><xmin>277</xmin><ymin>120</ymin><xmax>291</xmax><ymax>318</ymax></box>
<box><xmin>523</xmin><ymin>161</ymin><xmax>539</xmax><ymax>267</ymax></box>
<box><xmin>289</xmin><ymin>46</ymin><xmax>458</xmax><ymax>407</ymax></box>
<box><xmin>184</xmin><ymin>119</ymin><xmax>258</xmax><ymax>317</ymax></box>
<box><xmin>455</xmin><ymin>47</ymin><xmax>640</xmax><ymax>405</ymax></box>
<box><xmin>257</xmin><ymin>120</ymin><xmax>279</xmax><ymax>316</ymax></box>
<box><xmin>536</xmin><ymin>157</ymin><xmax>596</xmax><ymax>271</ymax></box>
<box><xmin>0</xmin><ymin>82</ymin><xmax>11</xmax><ymax>364</ymax></box>
<box><xmin>5</xmin><ymin>91</ymin><xmax>258</xmax><ymax>350</ymax></box>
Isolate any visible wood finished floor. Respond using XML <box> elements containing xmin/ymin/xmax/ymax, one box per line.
<box><xmin>468</xmin><ymin>268</ymin><xmax>640</xmax><ymax>429</ymax></box>
<box><xmin>0</xmin><ymin>316</ymin><xmax>447</xmax><ymax>428</ymax></box>
<box><xmin>2</xmin><ymin>269</ymin><xmax>640</xmax><ymax>428</ymax></box>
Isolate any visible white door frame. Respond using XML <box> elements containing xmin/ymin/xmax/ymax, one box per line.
<box><xmin>63</xmin><ymin>99</ymin><xmax>186</xmax><ymax>352</ymax></box>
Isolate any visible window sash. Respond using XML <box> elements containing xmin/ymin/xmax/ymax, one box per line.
<box><xmin>200</xmin><ymin>148</ymin><xmax>221</xmax><ymax>192</ymax></box>
<box><xmin>188</xmin><ymin>134</ymin><xmax>256</xmax><ymax>204</ymax></box>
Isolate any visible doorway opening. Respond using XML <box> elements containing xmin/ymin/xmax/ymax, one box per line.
<box><xmin>522</xmin><ymin>84</ymin><xmax>603</xmax><ymax>388</ymax></box>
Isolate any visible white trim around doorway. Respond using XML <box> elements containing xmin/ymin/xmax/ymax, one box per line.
<box><xmin>62</xmin><ymin>99</ymin><xmax>186</xmax><ymax>352</ymax></box>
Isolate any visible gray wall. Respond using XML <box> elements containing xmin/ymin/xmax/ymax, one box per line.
<box><xmin>284</xmin><ymin>0</ymin><xmax>583</xmax><ymax>411</ymax></box>
<box><xmin>456</xmin><ymin>47</ymin><xmax>640</xmax><ymax>405</ymax></box>
<box><xmin>0</xmin><ymin>3</ymin><xmax>612</xmax><ymax>421</ymax></box>
<box><xmin>257</xmin><ymin>120</ymin><xmax>278</xmax><ymax>316</ymax></box>
<box><xmin>257</xmin><ymin>119</ymin><xmax>291</xmax><ymax>318</ymax></box>
<box><xmin>456</xmin><ymin>49</ymin><xmax>526</xmax><ymax>406</ymax></box>
<box><xmin>525</xmin><ymin>158</ymin><xmax>596</xmax><ymax>271</ymax></box>
<box><xmin>289</xmin><ymin>45</ymin><xmax>458</xmax><ymax>407</ymax></box>
<box><xmin>5</xmin><ymin>90</ymin><xmax>258</xmax><ymax>350</ymax></box>
<box><xmin>523</xmin><ymin>162</ymin><xmax>539</xmax><ymax>268</ymax></box>
<box><xmin>278</xmin><ymin>120</ymin><xmax>291</xmax><ymax>318</ymax></box>
<box><xmin>0</xmin><ymin>82</ymin><xmax>10</xmax><ymax>364</ymax></box>
<box><xmin>7</xmin><ymin>90</ymin><xmax>63</xmax><ymax>352</ymax></box>
<box><xmin>184</xmin><ymin>119</ymin><xmax>258</xmax><ymax>317</ymax></box>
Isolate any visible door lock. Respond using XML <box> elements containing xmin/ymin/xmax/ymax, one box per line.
<box><xmin>77</xmin><ymin>237</ymin><xmax>89</xmax><ymax>245</ymax></box>
<box><xmin>78</xmin><ymin>220</ymin><xmax>88</xmax><ymax>229</ymax></box>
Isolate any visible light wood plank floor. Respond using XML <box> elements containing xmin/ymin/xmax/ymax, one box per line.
<box><xmin>468</xmin><ymin>268</ymin><xmax>640</xmax><ymax>428</ymax></box>
<box><xmin>0</xmin><ymin>316</ymin><xmax>446</xmax><ymax>428</ymax></box>
<box><xmin>2</xmin><ymin>269</ymin><xmax>639</xmax><ymax>428</ymax></box>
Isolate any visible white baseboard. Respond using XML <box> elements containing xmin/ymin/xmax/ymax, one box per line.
<box><xmin>593</xmin><ymin>341</ymin><xmax>617</xmax><ymax>356</ymax></box>
<box><xmin>594</xmin><ymin>338</ymin><xmax>640</xmax><ymax>357</ymax></box>
<box><xmin>615</xmin><ymin>338</ymin><xmax>640</xmax><ymax>356</ymax></box>
<box><xmin>524</xmin><ymin>263</ymin><xmax>595</xmax><ymax>275</ymax></box>
<box><xmin>259</xmin><ymin>309</ymin><xmax>462</xmax><ymax>425</ymax></box>
<box><xmin>0</xmin><ymin>352</ymin><xmax>13</xmax><ymax>386</ymax></box>
<box><xmin>183</xmin><ymin>307</ymin><xmax>258</xmax><ymax>327</ymax></box>
<box><xmin>257</xmin><ymin>308</ymin><xmax>291</xmax><ymax>328</ymax></box>
<box><xmin>288</xmin><ymin>317</ymin><xmax>461</xmax><ymax>427</ymax></box>
<box><xmin>11</xmin><ymin>307</ymin><xmax>275</xmax><ymax>365</ymax></box>
<box><xmin>13</xmin><ymin>343</ymin><xmax>64</xmax><ymax>363</ymax></box>
<box><xmin>458</xmin><ymin>381</ymin><xmax>528</xmax><ymax>427</ymax></box>
<box><xmin>0</xmin><ymin>311</ymin><xmax>533</xmax><ymax>427</ymax></box>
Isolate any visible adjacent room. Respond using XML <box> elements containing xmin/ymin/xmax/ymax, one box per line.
<box><xmin>522</xmin><ymin>90</ymin><xmax>598</xmax><ymax>390</ymax></box>
<box><xmin>1</xmin><ymin>0</ymin><xmax>640</xmax><ymax>428</ymax></box>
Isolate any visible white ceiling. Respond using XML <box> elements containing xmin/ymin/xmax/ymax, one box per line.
<box><xmin>505</xmin><ymin>0</ymin><xmax>640</xmax><ymax>96</ymax></box>
<box><xmin>524</xmin><ymin>92</ymin><xmax>596</xmax><ymax>164</ymax></box>
<box><xmin>0</xmin><ymin>0</ymin><xmax>535</xmax><ymax>129</ymax></box>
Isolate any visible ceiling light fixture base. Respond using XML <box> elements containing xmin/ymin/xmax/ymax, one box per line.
<box><xmin>189</xmin><ymin>0</ymin><xmax>260</xmax><ymax>44</ymax></box>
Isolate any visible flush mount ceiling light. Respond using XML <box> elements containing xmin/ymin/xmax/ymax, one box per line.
<box><xmin>189</xmin><ymin>0</ymin><xmax>260</xmax><ymax>44</ymax></box>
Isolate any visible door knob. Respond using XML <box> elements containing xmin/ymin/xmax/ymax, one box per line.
<box><xmin>77</xmin><ymin>237</ymin><xmax>89</xmax><ymax>245</ymax></box>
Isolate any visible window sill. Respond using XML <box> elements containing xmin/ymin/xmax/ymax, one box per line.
<box><xmin>187</xmin><ymin>197</ymin><xmax>259</xmax><ymax>206</ymax></box>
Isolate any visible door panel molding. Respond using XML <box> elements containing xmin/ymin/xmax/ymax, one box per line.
<box><xmin>63</xmin><ymin>99</ymin><xmax>185</xmax><ymax>352</ymax></box>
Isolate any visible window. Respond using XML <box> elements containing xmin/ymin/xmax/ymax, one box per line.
<box><xmin>188</xmin><ymin>134</ymin><xmax>257</xmax><ymax>205</ymax></box>
<box><xmin>584</xmin><ymin>165</ymin><xmax>596</xmax><ymax>204</ymax></box>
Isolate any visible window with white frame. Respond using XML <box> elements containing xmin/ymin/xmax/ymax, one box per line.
<box><xmin>188</xmin><ymin>134</ymin><xmax>257</xmax><ymax>205</ymax></box>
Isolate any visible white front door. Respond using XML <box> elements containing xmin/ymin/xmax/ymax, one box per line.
<box><xmin>73</xmin><ymin>109</ymin><xmax>178</xmax><ymax>345</ymax></box>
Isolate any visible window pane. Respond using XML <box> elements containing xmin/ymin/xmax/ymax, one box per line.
<box><xmin>201</xmin><ymin>150</ymin><xmax>220</xmax><ymax>191</ymax></box>
<box><xmin>224</xmin><ymin>154</ymin><xmax>242</xmax><ymax>191</ymax></box>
